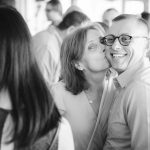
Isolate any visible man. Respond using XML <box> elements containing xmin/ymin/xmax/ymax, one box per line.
<box><xmin>101</xmin><ymin>14</ymin><xmax>150</xmax><ymax>150</ymax></box>
<box><xmin>32</xmin><ymin>0</ymin><xmax>63</xmax><ymax>86</ymax></box>
<box><xmin>102</xmin><ymin>8</ymin><xmax>119</xmax><ymax>27</ymax></box>
<box><xmin>32</xmin><ymin>11</ymin><xmax>89</xmax><ymax>86</ymax></box>
<box><xmin>45</xmin><ymin>0</ymin><xmax>62</xmax><ymax>26</ymax></box>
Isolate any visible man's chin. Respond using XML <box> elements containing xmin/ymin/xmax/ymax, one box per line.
<box><xmin>112</xmin><ymin>66</ymin><xmax>125</xmax><ymax>74</ymax></box>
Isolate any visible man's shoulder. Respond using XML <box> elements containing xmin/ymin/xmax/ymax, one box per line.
<box><xmin>33</xmin><ymin>25</ymin><xmax>58</xmax><ymax>40</ymax></box>
<box><xmin>122</xmin><ymin>74</ymin><xmax>150</xmax><ymax>101</ymax></box>
<box><xmin>132</xmin><ymin>66</ymin><xmax>150</xmax><ymax>86</ymax></box>
<box><xmin>33</xmin><ymin>29</ymin><xmax>55</xmax><ymax>40</ymax></box>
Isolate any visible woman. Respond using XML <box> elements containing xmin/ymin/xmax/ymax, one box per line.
<box><xmin>0</xmin><ymin>5</ymin><xmax>74</xmax><ymax>150</ymax></box>
<box><xmin>51</xmin><ymin>23</ymin><xmax>116</xmax><ymax>150</ymax></box>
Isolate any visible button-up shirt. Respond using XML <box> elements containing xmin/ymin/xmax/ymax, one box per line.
<box><xmin>32</xmin><ymin>25</ymin><xmax>62</xmax><ymax>86</ymax></box>
<box><xmin>104</xmin><ymin>58</ymin><xmax>150</xmax><ymax>150</ymax></box>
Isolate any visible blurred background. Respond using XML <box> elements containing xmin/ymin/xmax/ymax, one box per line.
<box><xmin>15</xmin><ymin>0</ymin><xmax>150</xmax><ymax>35</ymax></box>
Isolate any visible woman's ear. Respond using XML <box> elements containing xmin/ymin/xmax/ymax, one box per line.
<box><xmin>74</xmin><ymin>62</ymin><xmax>84</xmax><ymax>71</ymax></box>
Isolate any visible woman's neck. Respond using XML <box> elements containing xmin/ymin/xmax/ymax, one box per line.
<box><xmin>85</xmin><ymin>69</ymin><xmax>107</xmax><ymax>92</ymax></box>
<box><xmin>84</xmin><ymin>70</ymin><xmax>107</xmax><ymax>109</ymax></box>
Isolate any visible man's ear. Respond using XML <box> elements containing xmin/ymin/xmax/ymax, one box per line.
<box><xmin>74</xmin><ymin>62</ymin><xmax>84</xmax><ymax>71</ymax></box>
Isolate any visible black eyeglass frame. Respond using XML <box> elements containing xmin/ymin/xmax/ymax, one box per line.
<box><xmin>100</xmin><ymin>34</ymin><xmax>149</xmax><ymax>46</ymax></box>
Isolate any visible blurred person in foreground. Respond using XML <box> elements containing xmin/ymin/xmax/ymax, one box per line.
<box><xmin>0</xmin><ymin>5</ymin><xmax>74</xmax><ymax>150</ymax></box>
<box><xmin>32</xmin><ymin>10</ymin><xmax>90</xmax><ymax>86</ymax></box>
<box><xmin>51</xmin><ymin>22</ymin><xmax>117</xmax><ymax>150</ymax></box>
<box><xmin>101</xmin><ymin>14</ymin><xmax>150</xmax><ymax>150</ymax></box>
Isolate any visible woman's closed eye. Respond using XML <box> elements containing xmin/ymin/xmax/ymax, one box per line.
<box><xmin>88</xmin><ymin>43</ymin><xmax>99</xmax><ymax>51</ymax></box>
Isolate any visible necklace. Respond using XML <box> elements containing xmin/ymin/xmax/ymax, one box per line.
<box><xmin>84</xmin><ymin>90</ymin><xmax>97</xmax><ymax>104</ymax></box>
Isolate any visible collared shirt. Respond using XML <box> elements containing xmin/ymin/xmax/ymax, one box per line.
<box><xmin>104</xmin><ymin>58</ymin><xmax>150</xmax><ymax>150</ymax></box>
<box><xmin>32</xmin><ymin>25</ymin><xmax>62</xmax><ymax>86</ymax></box>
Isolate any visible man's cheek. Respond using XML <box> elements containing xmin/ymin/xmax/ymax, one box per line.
<box><xmin>105</xmin><ymin>49</ymin><xmax>111</xmax><ymax>60</ymax></box>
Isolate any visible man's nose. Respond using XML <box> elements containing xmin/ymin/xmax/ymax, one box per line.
<box><xmin>112</xmin><ymin>38</ymin><xmax>122</xmax><ymax>51</ymax></box>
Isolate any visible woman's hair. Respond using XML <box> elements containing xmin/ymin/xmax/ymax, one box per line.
<box><xmin>0</xmin><ymin>5</ymin><xmax>60</xmax><ymax>149</ymax></box>
<box><xmin>60</xmin><ymin>22</ymin><xmax>105</xmax><ymax>95</ymax></box>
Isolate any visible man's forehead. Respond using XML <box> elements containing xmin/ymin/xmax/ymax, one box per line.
<box><xmin>107</xmin><ymin>18</ymin><xmax>148</xmax><ymax>36</ymax></box>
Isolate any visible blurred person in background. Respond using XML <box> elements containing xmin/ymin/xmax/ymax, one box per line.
<box><xmin>32</xmin><ymin>10</ymin><xmax>90</xmax><ymax>86</ymax></box>
<box><xmin>97</xmin><ymin>22</ymin><xmax>109</xmax><ymax>32</ymax></box>
<box><xmin>63</xmin><ymin>5</ymin><xmax>83</xmax><ymax>17</ymax></box>
<box><xmin>0</xmin><ymin>0</ymin><xmax>15</xmax><ymax>7</ymax></box>
<box><xmin>141</xmin><ymin>11</ymin><xmax>150</xmax><ymax>60</ymax></box>
<box><xmin>45</xmin><ymin>0</ymin><xmax>63</xmax><ymax>26</ymax></box>
<box><xmin>102</xmin><ymin>8</ymin><xmax>119</xmax><ymax>27</ymax></box>
<box><xmin>141</xmin><ymin>11</ymin><xmax>150</xmax><ymax>28</ymax></box>
<box><xmin>0</xmin><ymin>5</ymin><xmax>74</xmax><ymax>150</ymax></box>
<box><xmin>51</xmin><ymin>23</ymin><xmax>117</xmax><ymax>150</ymax></box>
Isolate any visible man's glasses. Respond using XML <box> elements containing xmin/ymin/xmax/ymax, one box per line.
<box><xmin>100</xmin><ymin>34</ymin><xmax>149</xmax><ymax>46</ymax></box>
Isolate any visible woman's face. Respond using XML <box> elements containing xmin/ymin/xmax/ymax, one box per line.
<box><xmin>79</xmin><ymin>29</ymin><xmax>109</xmax><ymax>72</ymax></box>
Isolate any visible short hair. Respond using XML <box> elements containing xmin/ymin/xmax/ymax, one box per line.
<box><xmin>113</xmin><ymin>14</ymin><xmax>149</xmax><ymax>34</ymax></box>
<box><xmin>0</xmin><ymin>5</ymin><xmax>60</xmax><ymax>149</ymax></box>
<box><xmin>46</xmin><ymin>0</ymin><xmax>62</xmax><ymax>15</ymax></box>
<box><xmin>60</xmin><ymin>23</ymin><xmax>105</xmax><ymax>95</ymax></box>
<box><xmin>57</xmin><ymin>11</ymin><xmax>90</xmax><ymax>30</ymax></box>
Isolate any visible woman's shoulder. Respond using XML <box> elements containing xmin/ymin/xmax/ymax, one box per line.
<box><xmin>0</xmin><ymin>89</ymin><xmax>12</xmax><ymax>110</ymax></box>
<box><xmin>0</xmin><ymin>90</ymin><xmax>13</xmax><ymax>150</ymax></box>
<box><xmin>1</xmin><ymin>113</ymin><xmax>14</xmax><ymax>150</ymax></box>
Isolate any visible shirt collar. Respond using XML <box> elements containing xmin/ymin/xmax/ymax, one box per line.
<box><xmin>106</xmin><ymin>67</ymin><xmax>118</xmax><ymax>79</ymax></box>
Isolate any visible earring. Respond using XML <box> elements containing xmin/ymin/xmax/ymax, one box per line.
<box><xmin>75</xmin><ymin>63</ymin><xmax>84</xmax><ymax>71</ymax></box>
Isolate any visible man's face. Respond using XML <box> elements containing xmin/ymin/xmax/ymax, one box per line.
<box><xmin>105</xmin><ymin>18</ymin><xmax>148</xmax><ymax>74</ymax></box>
<box><xmin>45</xmin><ymin>4</ymin><xmax>62</xmax><ymax>25</ymax></box>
